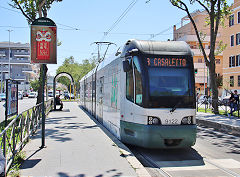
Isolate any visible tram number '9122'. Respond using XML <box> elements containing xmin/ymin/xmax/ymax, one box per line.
<box><xmin>165</xmin><ymin>119</ymin><xmax>178</xmax><ymax>125</ymax></box>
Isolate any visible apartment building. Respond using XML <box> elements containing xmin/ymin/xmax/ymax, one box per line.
<box><xmin>173</xmin><ymin>10</ymin><xmax>223</xmax><ymax>95</ymax></box>
<box><xmin>222</xmin><ymin>0</ymin><xmax>240</xmax><ymax>91</ymax></box>
<box><xmin>0</xmin><ymin>42</ymin><xmax>39</xmax><ymax>92</ymax></box>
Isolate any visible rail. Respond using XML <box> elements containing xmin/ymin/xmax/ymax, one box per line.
<box><xmin>0</xmin><ymin>98</ymin><xmax>53</xmax><ymax>173</ymax></box>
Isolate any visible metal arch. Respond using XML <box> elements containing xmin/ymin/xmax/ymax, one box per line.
<box><xmin>53</xmin><ymin>72</ymin><xmax>74</xmax><ymax>110</ymax></box>
<box><xmin>54</xmin><ymin>72</ymin><xmax>74</xmax><ymax>85</ymax></box>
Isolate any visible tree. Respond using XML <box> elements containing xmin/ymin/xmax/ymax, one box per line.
<box><xmin>30</xmin><ymin>79</ymin><xmax>40</xmax><ymax>91</ymax></box>
<box><xmin>170</xmin><ymin>0</ymin><xmax>230</xmax><ymax>114</ymax></box>
<box><xmin>10</xmin><ymin>0</ymin><xmax>63</xmax><ymax>104</ymax></box>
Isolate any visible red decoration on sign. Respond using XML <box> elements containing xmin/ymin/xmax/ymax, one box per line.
<box><xmin>37</xmin><ymin>41</ymin><xmax>50</xmax><ymax>60</ymax></box>
<box><xmin>36</xmin><ymin>29</ymin><xmax>51</xmax><ymax>60</ymax></box>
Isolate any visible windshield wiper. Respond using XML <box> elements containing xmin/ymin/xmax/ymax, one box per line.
<box><xmin>170</xmin><ymin>89</ymin><xmax>190</xmax><ymax>113</ymax></box>
<box><xmin>170</xmin><ymin>99</ymin><xmax>182</xmax><ymax>113</ymax></box>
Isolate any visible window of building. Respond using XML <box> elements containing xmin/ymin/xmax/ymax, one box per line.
<box><xmin>236</xmin><ymin>33</ymin><xmax>240</xmax><ymax>45</ymax></box>
<box><xmin>238</xmin><ymin>12</ymin><xmax>240</xmax><ymax>24</ymax></box>
<box><xmin>230</xmin><ymin>76</ymin><xmax>234</xmax><ymax>87</ymax></box>
<box><xmin>17</xmin><ymin>74</ymin><xmax>21</xmax><ymax>76</ymax></box>
<box><xmin>231</xmin><ymin>35</ymin><xmax>234</xmax><ymax>46</ymax></box>
<box><xmin>229</xmin><ymin>14</ymin><xmax>234</xmax><ymax>27</ymax></box>
<box><xmin>198</xmin><ymin>58</ymin><xmax>203</xmax><ymax>63</ymax></box>
<box><xmin>238</xmin><ymin>76</ymin><xmax>240</xmax><ymax>86</ymax></box>
<box><xmin>229</xmin><ymin>56</ymin><xmax>235</xmax><ymax>67</ymax></box>
<box><xmin>236</xmin><ymin>55</ymin><xmax>240</xmax><ymax>67</ymax></box>
<box><xmin>215</xmin><ymin>59</ymin><xmax>220</xmax><ymax>64</ymax></box>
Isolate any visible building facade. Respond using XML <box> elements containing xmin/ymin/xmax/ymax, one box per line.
<box><xmin>0</xmin><ymin>42</ymin><xmax>39</xmax><ymax>92</ymax></box>
<box><xmin>222</xmin><ymin>0</ymin><xmax>240</xmax><ymax>91</ymax></box>
<box><xmin>173</xmin><ymin>10</ymin><xmax>223</xmax><ymax>95</ymax></box>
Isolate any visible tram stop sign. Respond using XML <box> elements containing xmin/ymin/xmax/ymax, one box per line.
<box><xmin>31</xmin><ymin>17</ymin><xmax>57</xmax><ymax>64</ymax></box>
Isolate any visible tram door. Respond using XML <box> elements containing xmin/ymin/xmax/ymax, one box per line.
<box><xmin>124</xmin><ymin>64</ymin><xmax>134</xmax><ymax>122</ymax></box>
<box><xmin>98</xmin><ymin>76</ymin><xmax>104</xmax><ymax>123</ymax></box>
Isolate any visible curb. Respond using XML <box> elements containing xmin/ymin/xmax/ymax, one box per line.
<box><xmin>196</xmin><ymin>118</ymin><xmax>240</xmax><ymax>137</ymax></box>
<box><xmin>80</xmin><ymin>106</ymin><xmax>151</xmax><ymax>177</ymax></box>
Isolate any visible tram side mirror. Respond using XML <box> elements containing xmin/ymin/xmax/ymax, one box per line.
<box><xmin>123</xmin><ymin>60</ymin><xmax>131</xmax><ymax>72</ymax></box>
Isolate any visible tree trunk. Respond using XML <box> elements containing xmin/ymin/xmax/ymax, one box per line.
<box><xmin>209</xmin><ymin>52</ymin><xmax>219</xmax><ymax>114</ymax></box>
<box><xmin>36</xmin><ymin>64</ymin><xmax>48</xmax><ymax>104</ymax></box>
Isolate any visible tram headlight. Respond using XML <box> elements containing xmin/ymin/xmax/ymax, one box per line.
<box><xmin>181</xmin><ymin>116</ymin><xmax>193</xmax><ymax>125</ymax></box>
<box><xmin>148</xmin><ymin>116</ymin><xmax>161</xmax><ymax>125</ymax></box>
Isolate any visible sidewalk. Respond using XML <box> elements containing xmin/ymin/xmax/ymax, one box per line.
<box><xmin>19</xmin><ymin>102</ymin><xmax>149</xmax><ymax>177</ymax></box>
<box><xmin>196</xmin><ymin>112</ymin><xmax>240</xmax><ymax>136</ymax></box>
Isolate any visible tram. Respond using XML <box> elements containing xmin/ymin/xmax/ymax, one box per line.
<box><xmin>79</xmin><ymin>39</ymin><xmax>196</xmax><ymax>148</ymax></box>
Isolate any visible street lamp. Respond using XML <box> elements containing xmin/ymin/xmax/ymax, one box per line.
<box><xmin>0</xmin><ymin>62</ymin><xmax>3</xmax><ymax>93</ymax></box>
<box><xmin>7</xmin><ymin>29</ymin><xmax>13</xmax><ymax>79</ymax></box>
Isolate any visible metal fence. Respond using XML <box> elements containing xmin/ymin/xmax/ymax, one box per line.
<box><xmin>196</xmin><ymin>98</ymin><xmax>240</xmax><ymax>118</ymax></box>
<box><xmin>0</xmin><ymin>98</ymin><xmax>53</xmax><ymax>173</ymax></box>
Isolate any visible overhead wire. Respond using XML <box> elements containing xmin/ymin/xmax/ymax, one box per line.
<box><xmin>100</xmin><ymin>0</ymin><xmax>139</xmax><ymax>42</ymax></box>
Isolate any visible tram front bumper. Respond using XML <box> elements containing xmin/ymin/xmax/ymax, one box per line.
<box><xmin>120</xmin><ymin>120</ymin><xmax>197</xmax><ymax>149</ymax></box>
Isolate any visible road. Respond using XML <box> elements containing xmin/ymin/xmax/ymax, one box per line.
<box><xmin>0</xmin><ymin>97</ymin><xmax>37</xmax><ymax>123</ymax></box>
<box><xmin>129</xmin><ymin>126</ymin><xmax>240</xmax><ymax>177</ymax></box>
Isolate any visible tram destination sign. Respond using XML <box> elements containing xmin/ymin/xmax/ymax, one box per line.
<box><xmin>31</xmin><ymin>17</ymin><xmax>57</xmax><ymax>64</ymax></box>
<box><xmin>146</xmin><ymin>57</ymin><xmax>188</xmax><ymax>67</ymax></box>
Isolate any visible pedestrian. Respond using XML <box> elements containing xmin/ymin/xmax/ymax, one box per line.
<box><xmin>228</xmin><ymin>90</ymin><xmax>239</xmax><ymax>116</ymax></box>
<box><xmin>55</xmin><ymin>95</ymin><xmax>63</xmax><ymax>111</ymax></box>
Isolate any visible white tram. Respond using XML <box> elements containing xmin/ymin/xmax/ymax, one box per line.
<box><xmin>79</xmin><ymin>39</ymin><xmax>196</xmax><ymax>148</ymax></box>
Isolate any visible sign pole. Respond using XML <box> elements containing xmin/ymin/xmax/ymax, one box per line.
<box><xmin>41</xmin><ymin>64</ymin><xmax>46</xmax><ymax>148</ymax></box>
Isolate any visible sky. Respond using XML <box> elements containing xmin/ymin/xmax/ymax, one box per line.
<box><xmin>0</xmin><ymin>0</ymin><xmax>234</xmax><ymax>76</ymax></box>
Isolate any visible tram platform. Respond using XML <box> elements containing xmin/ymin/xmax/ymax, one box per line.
<box><xmin>196</xmin><ymin>112</ymin><xmax>240</xmax><ymax>136</ymax></box>
<box><xmin>19</xmin><ymin>102</ymin><xmax>150</xmax><ymax>177</ymax></box>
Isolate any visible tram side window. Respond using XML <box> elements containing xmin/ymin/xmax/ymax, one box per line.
<box><xmin>133</xmin><ymin>56</ymin><xmax>143</xmax><ymax>106</ymax></box>
<box><xmin>126</xmin><ymin>68</ymin><xmax>134</xmax><ymax>102</ymax></box>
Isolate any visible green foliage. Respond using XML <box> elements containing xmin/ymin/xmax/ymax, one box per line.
<box><xmin>30</xmin><ymin>79</ymin><xmax>40</xmax><ymax>91</ymax></box>
<box><xmin>56</xmin><ymin>56</ymin><xmax>96</xmax><ymax>91</ymax></box>
<box><xmin>10</xmin><ymin>0</ymin><xmax>63</xmax><ymax>23</ymax></box>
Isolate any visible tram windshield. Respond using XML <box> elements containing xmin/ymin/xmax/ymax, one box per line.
<box><xmin>148</xmin><ymin>67</ymin><xmax>192</xmax><ymax>97</ymax></box>
<box><xmin>143</xmin><ymin>55</ymin><xmax>195</xmax><ymax>108</ymax></box>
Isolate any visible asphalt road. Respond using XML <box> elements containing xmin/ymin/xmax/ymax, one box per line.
<box><xmin>130</xmin><ymin>126</ymin><xmax>240</xmax><ymax>177</ymax></box>
<box><xmin>0</xmin><ymin>97</ymin><xmax>37</xmax><ymax>123</ymax></box>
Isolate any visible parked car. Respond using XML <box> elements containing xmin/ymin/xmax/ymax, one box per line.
<box><xmin>18</xmin><ymin>91</ymin><xmax>23</xmax><ymax>100</ymax></box>
<box><xmin>48</xmin><ymin>91</ymin><xmax>54</xmax><ymax>97</ymax></box>
<box><xmin>64</xmin><ymin>91</ymin><xmax>69</xmax><ymax>99</ymax></box>
<box><xmin>23</xmin><ymin>91</ymin><xmax>29</xmax><ymax>97</ymax></box>
<box><xmin>28</xmin><ymin>92</ymin><xmax>38</xmax><ymax>98</ymax></box>
<box><xmin>0</xmin><ymin>93</ymin><xmax>6</xmax><ymax>102</ymax></box>
<box><xmin>69</xmin><ymin>93</ymin><xmax>75</xmax><ymax>99</ymax></box>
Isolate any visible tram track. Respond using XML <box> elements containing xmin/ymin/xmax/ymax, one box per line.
<box><xmin>133</xmin><ymin>147</ymin><xmax>172</xmax><ymax>177</ymax></box>
<box><xmin>130</xmin><ymin>146</ymin><xmax>240</xmax><ymax>177</ymax></box>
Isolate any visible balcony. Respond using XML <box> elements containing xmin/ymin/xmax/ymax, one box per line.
<box><xmin>0</xmin><ymin>51</ymin><xmax>6</xmax><ymax>57</ymax></box>
<box><xmin>22</xmin><ymin>68</ymin><xmax>34</xmax><ymax>74</ymax></box>
<box><xmin>13</xmin><ymin>51</ymin><xmax>30</xmax><ymax>57</ymax></box>
<box><xmin>0</xmin><ymin>67</ymin><xmax>9</xmax><ymax>73</ymax></box>
<box><xmin>191</xmin><ymin>49</ymin><xmax>210</xmax><ymax>56</ymax></box>
<box><xmin>12</xmin><ymin>75</ymin><xmax>26</xmax><ymax>81</ymax></box>
<box><xmin>195</xmin><ymin>76</ymin><xmax>208</xmax><ymax>83</ymax></box>
<box><xmin>10</xmin><ymin>58</ymin><xmax>30</xmax><ymax>64</ymax></box>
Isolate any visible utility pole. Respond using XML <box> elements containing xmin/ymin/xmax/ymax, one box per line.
<box><xmin>91</xmin><ymin>42</ymin><xmax>116</xmax><ymax>117</ymax></box>
<box><xmin>7</xmin><ymin>30</ymin><xmax>13</xmax><ymax>79</ymax></box>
